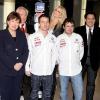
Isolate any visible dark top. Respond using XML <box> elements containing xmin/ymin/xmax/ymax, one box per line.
<box><xmin>74</xmin><ymin>25</ymin><xmax>100</xmax><ymax>71</ymax></box>
<box><xmin>52</xmin><ymin>25</ymin><xmax>64</xmax><ymax>37</ymax></box>
<box><xmin>13</xmin><ymin>37</ymin><xmax>16</xmax><ymax>41</ymax></box>
<box><xmin>18</xmin><ymin>23</ymin><xmax>35</xmax><ymax>35</ymax></box>
<box><xmin>0</xmin><ymin>28</ymin><xmax>29</xmax><ymax>76</ymax></box>
<box><xmin>26</xmin><ymin>23</ymin><xmax>35</xmax><ymax>34</ymax></box>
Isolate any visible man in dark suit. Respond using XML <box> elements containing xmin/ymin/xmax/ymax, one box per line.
<box><xmin>74</xmin><ymin>12</ymin><xmax>100</xmax><ymax>100</ymax></box>
<box><xmin>16</xmin><ymin>6</ymin><xmax>35</xmax><ymax>35</ymax></box>
<box><xmin>16</xmin><ymin>6</ymin><xmax>34</xmax><ymax>100</ymax></box>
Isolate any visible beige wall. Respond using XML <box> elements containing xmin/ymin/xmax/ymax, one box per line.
<box><xmin>3</xmin><ymin>0</ymin><xmax>15</xmax><ymax>29</ymax></box>
<box><xmin>80</xmin><ymin>0</ymin><xmax>87</xmax><ymax>26</ymax></box>
<box><xmin>73</xmin><ymin>0</ymin><xmax>82</xmax><ymax>27</ymax></box>
<box><xmin>0</xmin><ymin>5</ymin><xmax>3</xmax><ymax>30</ymax></box>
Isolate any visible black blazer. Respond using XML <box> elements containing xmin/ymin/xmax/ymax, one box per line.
<box><xmin>18</xmin><ymin>23</ymin><xmax>35</xmax><ymax>35</ymax></box>
<box><xmin>0</xmin><ymin>29</ymin><xmax>29</xmax><ymax>76</ymax></box>
<box><xmin>26</xmin><ymin>23</ymin><xmax>35</xmax><ymax>34</ymax></box>
<box><xmin>74</xmin><ymin>25</ymin><xmax>100</xmax><ymax>71</ymax></box>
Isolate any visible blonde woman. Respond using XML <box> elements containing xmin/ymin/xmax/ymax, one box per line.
<box><xmin>50</xmin><ymin>6</ymin><xmax>67</xmax><ymax>37</ymax></box>
<box><xmin>50</xmin><ymin>5</ymin><xmax>67</xmax><ymax>100</ymax></box>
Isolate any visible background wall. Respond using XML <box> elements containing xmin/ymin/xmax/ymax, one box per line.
<box><xmin>0</xmin><ymin>0</ymin><xmax>100</xmax><ymax>30</ymax></box>
<box><xmin>0</xmin><ymin>1</ymin><xmax>3</xmax><ymax>30</ymax></box>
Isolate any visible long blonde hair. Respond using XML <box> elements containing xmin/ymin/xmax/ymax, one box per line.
<box><xmin>50</xmin><ymin>6</ymin><xmax>67</xmax><ymax>28</ymax></box>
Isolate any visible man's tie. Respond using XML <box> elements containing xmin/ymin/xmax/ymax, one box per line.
<box><xmin>20</xmin><ymin>24</ymin><xmax>25</xmax><ymax>32</ymax></box>
<box><xmin>88</xmin><ymin>28</ymin><xmax>92</xmax><ymax>56</ymax></box>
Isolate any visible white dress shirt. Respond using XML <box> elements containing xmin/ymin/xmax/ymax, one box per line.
<box><xmin>56</xmin><ymin>32</ymin><xmax>84</xmax><ymax>76</ymax></box>
<box><xmin>86</xmin><ymin>25</ymin><xmax>94</xmax><ymax>40</ymax></box>
<box><xmin>25</xmin><ymin>30</ymin><xmax>57</xmax><ymax>76</ymax></box>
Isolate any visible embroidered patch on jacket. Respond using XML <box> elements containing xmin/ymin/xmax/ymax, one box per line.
<box><xmin>34</xmin><ymin>37</ymin><xmax>41</xmax><ymax>47</ymax></box>
<box><xmin>60</xmin><ymin>39</ymin><xmax>66</xmax><ymax>47</ymax></box>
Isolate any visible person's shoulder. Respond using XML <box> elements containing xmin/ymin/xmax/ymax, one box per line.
<box><xmin>74</xmin><ymin>25</ymin><xmax>86</xmax><ymax>35</ymax></box>
<box><xmin>57</xmin><ymin>33</ymin><xmax>64</xmax><ymax>38</ymax></box>
<box><xmin>93</xmin><ymin>26</ymin><xmax>100</xmax><ymax>37</ymax></box>
<box><xmin>28</xmin><ymin>32</ymin><xmax>37</xmax><ymax>39</ymax></box>
<box><xmin>74</xmin><ymin>32</ymin><xmax>83</xmax><ymax>40</ymax></box>
<box><xmin>17</xmin><ymin>28</ymin><xmax>23</xmax><ymax>34</ymax></box>
<box><xmin>94</xmin><ymin>26</ymin><xmax>100</xmax><ymax>30</ymax></box>
<box><xmin>56</xmin><ymin>33</ymin><xmax>65</xmax><ymax>42</ymax></box>
<box><xmin>17</xmin><ymin>28</ymin><xmax>25</xmax><ymax>36</ymax></box>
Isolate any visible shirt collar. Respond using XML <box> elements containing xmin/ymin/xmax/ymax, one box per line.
<box><xmin>86</xmin><ymin>25</ymin><xmax>94</xmax><ymax>33</ymax></box>
<box><xmin>63</xmin><ymin>32</ymin><xmax>74</xmax><ymax>38</ymax></box>
<box><xmin>20</xmin><ymin>23</ymin><xmax>26</xmax><ymax>28</ymax></box>
<box><xmin>37</xmin><ymin>29</ymin><xmax>52</xmax><ymax>36</ymax></box>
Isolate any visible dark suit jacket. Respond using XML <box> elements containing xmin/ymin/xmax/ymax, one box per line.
<box><xmin>18</xmin><ymin>23</ymin><xmax>35</xmax><ymax>35</ymax></box>
<box><xmin>74</xmin><ymin>25</ymin><xmax>100</xmax><ymax>71</ymax></box>
<box><xmin>26</xmin><ymin>23</ymin><xmax>35</xmax><ymax>34</ymax></box>
<box><xmin>0</xmin><ymin>29</ymin><xmax>29</xmax><ymax>76</ymax></box>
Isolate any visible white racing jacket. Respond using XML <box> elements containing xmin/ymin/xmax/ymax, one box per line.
<box><xmin>25</xmin><ymin>30</ymin><xmax>57</xmax><ymax>76</ymax></box>
<box><xmin>56</xmin><ymin>32</ymin><xmax>84</xmax><ymax>76</ymax></box>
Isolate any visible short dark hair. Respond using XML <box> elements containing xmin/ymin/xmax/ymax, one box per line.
<box><xmin>6</xmin><ymin>11</ymin><xmax>21</xmax><ymax>23</ymax></box>
<box><xmin>84</xmin><ymin>11</ymin><xmax>96</xmax><ymax>19</ymax></box>
<box><xmin>63</xmin><ymin>18</ymin><xmax>75</xmax><ymax>27</ymax></box>
<box><xmin>38</xmin><ymin>14</ymin><xmax>50</xmax><ymax>23</ymax></box>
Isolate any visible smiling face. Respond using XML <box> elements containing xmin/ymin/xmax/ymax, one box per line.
<box><xmin>6</xmin><ymin>11</ymin><xmax>21</xmax><ymax>31</ymax></box>
<box><xmin>53</xmin><ymin>7</ymin><xmax>62</xmax><ymax>18</ymax></box>
<box><xmin>85</xmin><ymin>14</ymin><xmax>96</xmax><ymax>28</ymax></box>
<box><xmin>7</xmin><ymin>18</ymin><xmax>20</xmax><ymax>31</ymax></box>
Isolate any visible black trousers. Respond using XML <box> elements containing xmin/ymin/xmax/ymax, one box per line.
<box><xmin>86</xmin><ymin>66</ymin><xmax>98</xmax><ymax>100</ymax></box>
<box><xmin>0</xmin><ymin>75</ymin><xmax>23</xmax><ymax>100</ymax></box>
<box><xmin>82</xmin><ymin>57</ymin><xmax>98</xmax><ymax>100</ymax></box>
<box><xmin>51</xmin><ymin>65</ymin><xmax>58</xmax><ymax>100</ymax></box>
<box><xmin>22</xmin><ymin>74</ymin><xmax>31</xmax><ymax>100</ymax></box>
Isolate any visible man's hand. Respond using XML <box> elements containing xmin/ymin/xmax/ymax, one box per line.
<box><xmin>25</xmin><ymin>71</ymin><xmax>31</xmax><ymax>76</ymax></box>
